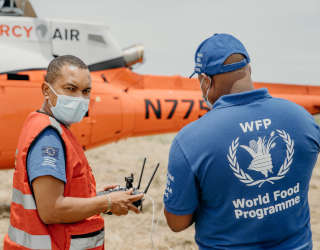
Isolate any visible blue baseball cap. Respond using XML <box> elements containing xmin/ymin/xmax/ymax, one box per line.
<box><xmin>189</xmin><ymin>33</ymin><xmax>250</xmax><ymax>78</ymax></box>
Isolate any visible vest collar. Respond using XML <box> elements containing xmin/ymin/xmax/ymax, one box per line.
<box><xmin>36</xmin><ymin>110</ymin><xmax>69</xmax><ymax>129</ymax></box>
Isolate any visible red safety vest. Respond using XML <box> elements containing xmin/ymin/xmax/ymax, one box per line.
<box><xmin>4</xmin><ymin>112</ymin><xmax>105</xmax><ymax>250</ymax></box>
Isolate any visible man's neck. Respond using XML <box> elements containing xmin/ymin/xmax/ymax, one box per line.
<box><xmin>40</xmin><ymin>102</ymin><xmax>53</xmax><ymax>117</ymax></box>
<box><xmin>229</xmin><ymin>79</ymin><xmax>254</xmax><ymax>95</ymax></box>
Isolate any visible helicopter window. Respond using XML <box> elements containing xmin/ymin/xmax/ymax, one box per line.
<box><xmin>7</xmin><ymin>73</ymin><xmax>29</xmax><ymax>81</ymax></box>
<box><xmin>0</xmin><ymin>0</ymin><xmax>16</xmax><ymax>8</ymax></box>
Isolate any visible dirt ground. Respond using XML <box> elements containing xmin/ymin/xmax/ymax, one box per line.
<box><xmin>0</xmin><ymin>133</ymin><xmax>319</xmax><ymax>250</ymax></box>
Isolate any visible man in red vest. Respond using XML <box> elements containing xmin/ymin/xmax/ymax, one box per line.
<box><xmin>4</xmin><ymin>55</ymin><xmax>143</xmax><ymax>249</ymax></box>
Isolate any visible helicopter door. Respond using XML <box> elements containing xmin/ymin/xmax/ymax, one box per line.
<box><xmin>70</xmin><ymin>114</ymin><xmax>92</xmax><ymax>150</ymax></box>
<box><xmin>0</xmin><ymin>75</ymin><xmax>43</xmax><ymax>168</ymax></box>
<box><xmin>88</xmin><ymin>84</ymin><xmax>122</xmax><ymax>148</ymax></box>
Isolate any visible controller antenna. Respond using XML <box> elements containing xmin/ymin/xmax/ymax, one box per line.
<box><xmin>144</xmin><ymin>163</ymin><xmax>160</xmax><ymax>194</ymax></box>
<box><xmin>137</xmin><ymin>157</ymin><xmax>146</xmax><ymax>190</ymax></box>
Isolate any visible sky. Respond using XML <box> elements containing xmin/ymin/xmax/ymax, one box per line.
<box><xmin>30</xmin><ymin>0</ymin><xmax>320</xmax><ymax>85</ymax></box>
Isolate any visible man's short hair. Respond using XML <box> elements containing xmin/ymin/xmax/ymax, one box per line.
<box><xmin>45</xmin><ymin>55</ymin><xmax>88</xmax><ymax>84</ymax></box>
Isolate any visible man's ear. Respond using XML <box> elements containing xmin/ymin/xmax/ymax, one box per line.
<box><xmin>207</xmin><ymin>75</ymin><xmax>216</xmax><ymax>101</ymax></box>
<box><xmin>42</xmin><ymin>82</ymin><xmax>49</xmax><ymax>99</ymax></box>
<box><xmin>202</xmin><ymin>74</ymin><xmax>212</xmax><ymax>90</ymax></box>
<box><xmin>208</xmin><ymin>75</ymin><xmax>214</xmax><ymax>90</ymax></box>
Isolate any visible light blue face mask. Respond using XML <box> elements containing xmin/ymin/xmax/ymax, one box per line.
<box><xmin>47</xmin><ymin>84</ymin><xmax>89</xmax><ymax>125</ymax></box>
<box><xmin>200</xmin><ymin>77</ymin><xmax>213</xmax><ymax>109</ymax></box>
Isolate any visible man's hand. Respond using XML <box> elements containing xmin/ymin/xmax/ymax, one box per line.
<box><xmin>107</xmin><ymin>189</ymin><xmax>144</xmax><ymax>216</ymax></box>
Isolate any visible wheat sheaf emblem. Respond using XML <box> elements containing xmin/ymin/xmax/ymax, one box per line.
<box><xmin>227</xmin><ymin>130</ymin><xmax>294</xmax><ymax>188</ymax></box>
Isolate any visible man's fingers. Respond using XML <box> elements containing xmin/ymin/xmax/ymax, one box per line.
<box><xmin>128</xmin><ymin>203</ymin><xmax>140</xmax><ymax>214</ymax></box>
<box><xmin>113</xmin><ymin>204</ymin><xmax>129</xmax><ymax>216</ymax></box>
<box><xmin>103</xmin><ymin>184</ymin><xmax>118</xmax><ymax>191</ymax></box>
<box><xmin>128</xmin><ymin>193</ymin><xmax>144</xmax><ymax>202</ymax></box>
<box><xmin>125</xmin><ymin>188</ymin><xmax>133</xmax><ymax>194</ymax></box>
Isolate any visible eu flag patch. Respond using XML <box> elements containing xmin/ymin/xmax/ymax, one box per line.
<box><xmin>41</xmin><ymin>146</ymin><xmax>59</xmax><ymax>159</ymax></box>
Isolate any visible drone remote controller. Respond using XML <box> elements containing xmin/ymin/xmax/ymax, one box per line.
<box><xmin>97</xmin><ymin>158</ymin><xmax>160</xmax><ymax>214</ymax></box>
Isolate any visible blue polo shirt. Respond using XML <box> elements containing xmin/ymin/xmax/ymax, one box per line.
<box><xmin>164</xmin><ymin>89</ymin><xmax>319</xmax><ymax>249</ymax></box>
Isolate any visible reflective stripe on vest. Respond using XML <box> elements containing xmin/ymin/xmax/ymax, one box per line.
<box><xmin>70</xmin><ymin>229</ymin><xmax>104</xmax><ymax>250</ymax></box>
<box><xmin>8</xmin><ymin>225</ymin><xmax>51</xmax><ymax>249</ymax></box>
<box><xmin>11</xmin><ymin>188</ymin><xmax>36</xmax><ymax>210</ymax></box>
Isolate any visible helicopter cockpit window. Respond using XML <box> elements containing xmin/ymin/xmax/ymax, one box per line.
<box><xmin>0</xmin><ymin>0</ymin><xmax>15</xmax><ymax>8</ymax></box>
<box><xmin>0</xmin><ymin>0</ymin><xmax>17</xmax><ymax>8</ymax></box>
<box><xmin>0</xmin><ymin>0</ymin><xmax>24</xmax><ymax>16</ymax></box>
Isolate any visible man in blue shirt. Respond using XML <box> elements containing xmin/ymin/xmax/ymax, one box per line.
<box><xmin>163</xmin><ymin>33</ymin><xmax>320</xmax><ymax>249</ymax></box>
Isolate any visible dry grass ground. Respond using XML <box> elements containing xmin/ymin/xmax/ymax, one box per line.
<box><xmin>0</xmin><ymin>133</ymin><xmax>319</xmax><ymax>249</ymax></box>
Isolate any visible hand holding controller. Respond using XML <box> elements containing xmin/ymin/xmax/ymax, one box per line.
<box><xmin>103</xmin><ymin>189</ymin><xmax>144</xmax><ymax>215</ymax></box>
<box><xmin>97</xmin><ymin>158</ymin><xmax>160</xmax><ymax>215</ymax></box>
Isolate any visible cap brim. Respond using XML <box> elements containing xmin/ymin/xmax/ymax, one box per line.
<box><xmin>189</xmin><ymin>71</ymin><xmax>196</xmax><ymax>79</ymax></box>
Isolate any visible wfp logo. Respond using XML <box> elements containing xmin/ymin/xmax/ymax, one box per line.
<box><xmin>240</xmin><ymin>131</ymin><xmax>277</xmax><ymax>178</ymax></box>
<box><xmin>227</xmin><ymin>130</ymin><xmax>294</xmax><ymax>187</ymax></box>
